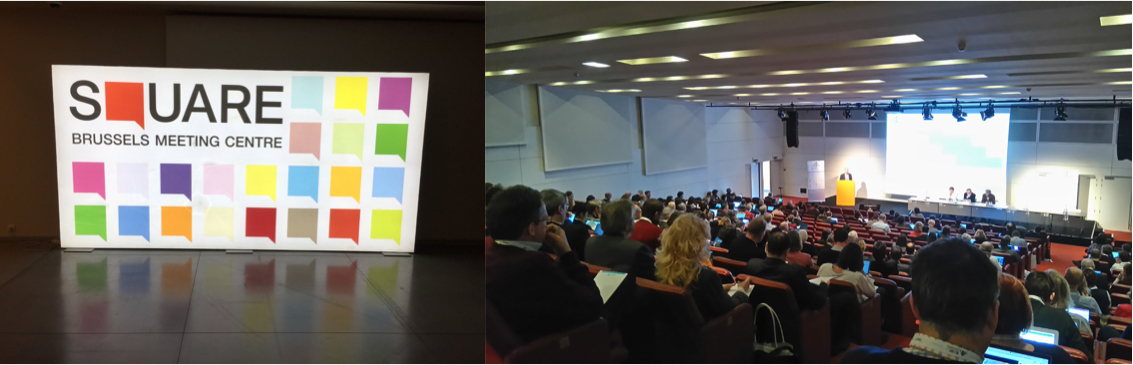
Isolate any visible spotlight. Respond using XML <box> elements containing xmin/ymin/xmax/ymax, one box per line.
<box><xmin>777</xmin><ymin>107</ymin><xmax>787</xmax><ymax>120</ymax></box>
<box><xmin>922</xmin><ymin>103</ymin><xmax>933</xmax><ymax>121</ymax></box>
<box><xmin>952</xmin><ymin>107</ymin><xmax>966</xmax><ymax>122</ymax></box>
<box><xmin>843</xmin><ymin>108</ymin><xmax>852</xmax><ymax>119</ymax></box>
<box><xmin>819</xmin><ymin>109</ymin><xmax>829</xmax><ymax>121</ymax></box>
<box><xmin>980</xmin><ymin>102</ymin><xmax>995</xmax><ymax>121</ymax></box>
<box><xmin>866</xmin><ymin>104</ymin><xmax>877</xmax><ymax>120</ymax></box>
<box><xmin>1053</xmin><ymin>105</ymin><xmax>1068</xmax><ymax>121</ymax></box>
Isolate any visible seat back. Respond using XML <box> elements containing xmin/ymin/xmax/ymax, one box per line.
<box><xmin>888</xmin><ymin>275</ymin><xmax>912</xmax><ymax>293</ymax></box>
<box><xmin>712</xmin><ymin>256</ymin><xmax>748</xmax><ymax>276</ymax></box>
<box><xmin>636</xmin><ymin>278</ymin><xmax>705</xmax><ymax>363</ymax></box>
<box><xmin>830</xmin><ymin>279</ymin><xmax>882</xmax><ymax>346</ymax></box>
<box><xmin>486</xmin><ymin>301</ymin><xmax>525</xmax><ymax>357</ymax></box>
<box><xmin>1059</xmin><ymin>345</ymin><xmax>1089</xmax><ymax>363</ymax></box>
<box><xmin>746</xmin><ymin>275</ymin><xmax>830</xmax><ymax>364</ymax></box>
<box><xmin>871</xmin><ymin>276</ymin><xmax>904</xmax><ymax>334</ymax></box>
<box><xmin>503</xmin><ymin>318</ymin><xmax>612</xmax><ymax>364</ymax></box>
<box><xmin>1107</xmin><ymin>338</ymin><xmax>1132</xmax><ymax>361</ymax></box>
<box><xmin>699</xmin><ymin>303</ymin><xmax>754</xmax><ymax>364</ymax></box>
<box><xmin>900</xmin><ymin>291</ymin><xmax>919</xmax><ymax>338</ymax></box>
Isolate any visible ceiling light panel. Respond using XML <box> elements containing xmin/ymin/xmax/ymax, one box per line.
<box><xmin>582</xmin><ymin>62</ymin><xmax>610</xmax><ymax>68</ymax></box>
<box><xmin>909</xmin><ymin>74</ymin><xmax>988</xmax><ymax>81</ymax></box>
<box><xmin>597</xmin><ymin>89</ymin><xmax>642</xmax><ymax>93</ymax></box>
<box><xmin>616</xmin><ymin>56</ymin><xmax>688</xmax><ymax>65</ymax></box>
<box><xmin>700</xmin><ymin>34</ymin><xmax>924</xmax><ymax>60</ymax></box>
<box><xmin>1006</xmin><ymin>68</ymin><xmax>1133</xmax><ymax>76</ymax></box>
<box><xmin>764</xmin><ymin>49</ymin><xmax>1132</xmax><ymax>77</ymax></box>
<box><xmin>484</xmin><ymin>69</ymin><xmax>532</xmax><ymax>77</ymax></box>
<box><xmin>684</xmin><ymin>79</ymin><xmax>884</xmax><ymax>90</ymax></box>
<box><xmin>1100</xmin><ymin>14</ymin><xmax>1132</xmax><ymax>26</ymax></box>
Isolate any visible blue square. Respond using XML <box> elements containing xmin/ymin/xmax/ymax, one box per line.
<box><xmin>288</xmin><ymin>166</ymin><xmax>319</xmax><ymax>202</ymax></box>
<box><xmin>372</xmin><ymin>167</ymin><xmax>405</xmax><ymax>203</ymax></box>
<box><xmin>118</xmin><ymin>205</ymin><xmax>150</xmax><ymax>241</ymax></box>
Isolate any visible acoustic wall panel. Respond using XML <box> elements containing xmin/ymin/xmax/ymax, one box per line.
<box><xmin>798</xmin><ymin>122</ymin><xmax>824</xmax><ymax>137</ymax></box>
<box><xmin>824</xmin><ymin>122</ymin><xmax>870</xmax><ymax>138</ymax></box>
<box><xmin>537</xmin><ymin>87</ymin><xmax>634</xmax><ymax>172</ymax></box>
<box><xmin>485</xmin><ymin>81</ymin><xmax>527</xmax><ymax>147</ymax></box>
<box><xmin>641</xmin><ymin>98</ymin><xmax>707</xmax><ymax>175</ymax></box>
<box><xmin>1039</xmin><ymin>123</ymin><xmax>1114</xmax><ymax>143</ymax></box>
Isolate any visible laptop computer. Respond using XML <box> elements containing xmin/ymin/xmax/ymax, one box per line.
<box><xmin>1067</xmin><ymin>308</ymin><xmax>1090</xmax><ymax>325</ymax></box>
<box><xmin>1020</xmin><ymin>327</ymin><xmax>1058</xmax><ymax>345</ymax></box>
<box><xmin>983</xmin><ymin>345</ymin><xmax>1051</xmax><ymax>364</ymax></box>
<box><xmin>995</xmin><ymin>256</ymin><xmax>1005</xmax><ymax>266</ymax></box>
<box><xmin>863</xmin><ymin>260</ymin><xmax>871</xmax><ymax>273</ymax></box>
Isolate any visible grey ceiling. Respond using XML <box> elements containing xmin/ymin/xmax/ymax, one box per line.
<box><xmin>485</xmin><ymin>1</ymin><xmax>1132</xmax><ymax>106</ymax></box>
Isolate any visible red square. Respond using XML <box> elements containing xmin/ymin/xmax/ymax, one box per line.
<box><xmin>246</xmin><ymin>207</ymin><xmax>277</xmax><ymax>243</ymax></box>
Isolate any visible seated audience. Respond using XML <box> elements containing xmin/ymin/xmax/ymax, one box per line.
<box><xmin>1064</xmin><ymin>267</ymin><xmax>1103</xmax><ymax>315</ymax></box>
<box><xmin>485</xmin><ymin>185</ymin><xmax>603</xmax><ymax>342</ymax></box>
<box><xmin>656</xmin><ymin>214</ymin><xmax>750</xmax><ymax>321</ymax></box>
<box><xmin>815</xmin><ymin>243</ymin><xmax>878</xmax><ymax>302</ymax></box>
<box><xmin>542</xmin><ymin>189</ymin><xmax>592</xmax><ymax>261</ymax></box>
<box><xmin>990</xmin><ymin>273</ymin><xmax>1074</xmax><ymax>364</ymax></box>
<box><xmin>1100</xmin><ymin>244</ymin><xmax>1117</xmax><ymax>267</ymax></box>
<box><xmin>1024</xmin><ymin>271</ymin><xmax>1092</xmax><ymax>358</ymax></box>
<box><xmin>785</xmin><ymin>230</ymin><xmax>812</xmax><ymax>267</ymax></box>
<box><xmin>910</xmin><ymin>222</ymin><xmax>924</xmax><ymax>238</ymax></box>
<box><xmin>842</xmin><ymin>238</ymin><xmax>1000</xmax><ymax>363</ymax></box>
<box><xmin>720</xmin><ymin>217</ymin><xmax>767</xmax><ymax>262</ymax></box>
<box><xmin>980</xmin><ymin>242</ymin><xmax>1002</xmax><ymax>272</ymax></box>
<box><xmin>973</xmin><ymin>229</ymin><xmax>988</xmax><ymax>244</ymax></box>
<box><xmin>817</xmin><ymin>228</ymin><xmax>851</xmax><ymax>266</ymax></box>
<box><xmin>585</xmin><ymin>200</ymin><xmax>656</xmax><ymax>280</ymax></box>
<box><xmin>993</xmin><ymin>239</ymin><xmax>1022</xmax><ymax>264</ymax></box>
<box><xmin>1085</xmin><ymin>269</ymin><xmax>1111</xmax><ymax>312</ymax></box>
<box><xmin>873</xmin><ymin>244</ymin><xmax>900</xmax><ymax>278</ymax></box>
<box><xmin>746</xmin><ymin>230</ymin><xmax>828</xmax><ymax>311</ymax></box>
<box><xmin>628</xmin><ymin>199</ymin><xmax>664</xmax><ymax>252</ymax></box>
<box><xmin>910</xmin><ymin>208</ymin><xmax>924</xmax><ymax>220</ymax></box>
<box><xmin>1009</xmin><ymin>230</ymin><xmax>1027</xmax><ymax>249</ymax></box>
<box><xmin>870</xmin><ymin>214</ymin><xmax>891</xmax><ymax>233</ymax></box>
<box><xmin>1046</xmin><ymin>270</ymin><xmax>1091</xmax><ymax>330</ymax></box>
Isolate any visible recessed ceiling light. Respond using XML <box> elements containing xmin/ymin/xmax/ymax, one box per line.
<box><xmin>996</xmin><ymin>92</ymin><xmax>1022</xmax><ymax>95</ymax></box>
<box><xmin>597</xmin><ymin>89</ymin><xmax>641</xmax><ymax>93</ymax></box>
<box><xmin>881</xmin><ymin>96</ymin><xmax>903</xmax><ymax>98</ymax></box>
<box><xmin>958</xmin><ymin>93</ymin><xmax>981</xmax><ymax>96</ymax></box>
<box><xmin>616</xmin><ymin>56</ymin><xmax>688</xmax><ymax>65</ymax></box>
<box><xmin>822</xmin><ymin>91</ymin><xmax>844</xmax><ymax>94</ymax></box>
<box><xmin>762</xmin><ymin>49</ymin><xmax>1132</xmax><ymax>76</ymax></box>
<box><xmin>547</xmin><ymin>80</ymin><xmax>594</xmax><ymax>86</ymax></box>
<box><xmin>485</xmin><ymin>69</ymin><xmax>531</xmax><ymax>77</ymax></box>
<box><xmin>683</xmin><ymin>79</ymin><xmax>884</xmax><ymax>90</ymax></box>
<box><xmin>632</xmin><ymin>74</ymin><xmax>728</xmax><ymax>83</ymax></box>
<box><xmin>893</xmin><ymin>89</ymin><xmax>918</xmax><ymax>92</ymax></box>
<box><xmin>676</xmin><ymin>94</ymin><xmax>694</xmax><ymax>98</ymax></box>
<box><xmin>909</xmin><ymin>74</ymin><xmax>988</xmax><ymax>81</ymax></box>
<box><xmin>1007</xmin><ymin>68</ymin><xmax>1133</xmax><ymax>76</ymax></box>
<box><xmin>856</xmin><ymin>90</ymin><xmax>879</xmax><ymax>93</ymax></box>
<box><xmin>700</xmin><ymin>34</ymin><xmax>924</xmax><ymax>60</ymax></box>
<box><xmin>761</xmin><ymin>93</ymin><xmax>780</xmax><ymax>96</ymax></box>
<box><xmin>937</xmin><ymin>87</ymin><xmax>961</xmax><ymax>90</ymax></box>
<box><xmin>734</xmin><ymin>93</ymin><xmax>752</xmax><ymax>97</ymax></box>
<box><xmin>582</xmin><ymin>62</ymin><xmax>610</xmax><ymax>68</ymax></box>
<box><xmin>980</xmin><ymin>85</ymin><xmax>1010</xmax><ymax>89</ymax></box>
<box><xmin>789</xmin><ymin>92</ymin><xmax>810</xmax><ymax>95</ymax></box>
<box><xmin>692</xmin><ymin>99</ymin><xmax>707</xmax><ymax>102</ymax></box>
<box><xmin>1100</xmin><ymin>14</ymin><xmax>1132</xmax><ymax>26</ymax></box>
<box><xmin>1106</xmin><ymin>81</ymin><xmax>1133</xmax><ymax>85</ymax></box>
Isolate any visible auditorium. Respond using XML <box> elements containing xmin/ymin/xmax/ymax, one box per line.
<box><xmin>485</xmin><ymin>2</ymin><xmax>1132</xmax><ymax>364</ymax></box>
<box><xmin>0</xmin><ymin>2</ymin><xmax>484</xmax><ymax>363</ymax></box>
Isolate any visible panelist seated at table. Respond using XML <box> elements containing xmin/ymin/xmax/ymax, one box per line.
<box><xmin>981</xmin><ymin>189</ymin><xmax>997</xmax><ymax>205</ymax></box>
<box><xmin>946</xmin><ymin>187</ymin><xmax>955</xmax><ymax>201</ymax></box>
<box><xmin>962</xmin><ymin>188</ymin><xmax>978</xmax><ymax>203</ymax></box>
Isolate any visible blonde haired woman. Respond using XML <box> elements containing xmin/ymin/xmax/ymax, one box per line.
<box><xmin>656</xmin><ymin>214</ymin><xmax>750</xmax><ymax>320</ymax></box>
<box><xmin>1046</xmin><ymin>269</ymin><xmax>1090</xmax><ymax>330</ymax></box>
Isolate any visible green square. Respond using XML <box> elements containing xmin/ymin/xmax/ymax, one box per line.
<box><xmin>75</xmin><ymin>205</ymin><xmax>107</xmax><ymax>241</ymax></box>
<box><xmin>374</xmin><ymin>124</ymin><xmax>408</xmax><ymax>162</ymax></box>
<box><xmin>369</xmin><ymin>209</ymin><xmax>403</xmax><ymax>244</ymax></box>
<box><xmin>332</xmin><ymin>123</ymin><xmax>365</xmax><ymax>161</ymax></box>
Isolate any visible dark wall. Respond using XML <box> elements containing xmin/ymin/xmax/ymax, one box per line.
<box><xmin>0</xmin><ymin>6</ymin><xmax>484</xmax><ymax>247</ymax></box>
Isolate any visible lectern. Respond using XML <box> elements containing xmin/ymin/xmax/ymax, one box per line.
<box><xmin>836</xmin><ymin>180</ymin><xmax>855</xmax><ymax>206</ymax></box>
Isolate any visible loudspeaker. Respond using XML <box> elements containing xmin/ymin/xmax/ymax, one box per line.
<box><xmin>1118</xmin><ymin>107</ymin><xmax>1130</xmax><ymax>161</ymax></box>
<box><xmin>785</xmin><ymin>111</ymin><xmax>799</xmax><ymax>148</ymax></box>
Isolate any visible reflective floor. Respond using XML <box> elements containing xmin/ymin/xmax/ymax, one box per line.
<box><xmin>0</xmin><ymin>243</ymin><xmax>484</xmax><ymax>363</ymax></box>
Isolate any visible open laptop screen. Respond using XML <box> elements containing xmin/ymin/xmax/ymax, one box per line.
<box><xmin>983</xmin><ymin>346</ymin><xmax>1050</xmax><ymax>364</ymax></box>
<box><xmin>1067</xmin><ymin>308</ymin><xmax>1089</xmax><ymax>324</ymax></box>
<box><xmin>1020</xmin><ymin>328</ymin><xmax>1058</xmax><ymax>345</ymax></box>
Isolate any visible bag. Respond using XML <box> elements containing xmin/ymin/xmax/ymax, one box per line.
<box><xmin>751</xmin><ymin>303</ymin><xmax>796</xmax><ymax>363</ymax></box>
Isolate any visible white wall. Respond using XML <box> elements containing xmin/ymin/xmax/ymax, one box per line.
<box><xmin>782</xmin><ymin>118</ymin><xmax>886</xmax><ymax>200</ymax></box>
<box><xmin>484</xmin><ymin>82</ymin><xmax>784</xmax><ymax>200</ymax></box>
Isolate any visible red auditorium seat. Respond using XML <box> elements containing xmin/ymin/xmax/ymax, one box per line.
<box><xmin>830</xmin><ymin>279</ymin><xmax>883</xmax><ymax>346</ymax></box>
<box><xmin>710</xmin><ymin>266</ymin><xmax>736</xmax><ymax>284</ymax></box>
<box><xmin>583</xmin><ymin>263</ymin><xmax>611</xmax><ymax>277</ymax></box>
<box><xmin>487</xmin><ymin>302</ymin><xmax>613</xmax><ymax>363</ymax></box>
<box><xmin>1059</xmin><ymin>346</ymin><xmax>1089</xmax><ymax>363</ymax></box>
<box><xmin>708</xmin><ymin>246</ymin><xmax>728</xmax><ymax>254</ymax></box>
<box><xmin>1106</xmin><ymin>338</ymin><xmax>1132</xmax><ymax>361</ymax></box>
<box><xmin>1107</xmin><ymin>359</ymin><xmax>1132</xmax><ymax>364</ymax></box>
<box><xmin>740</xmin><ymin>274</ymin><xmax>831</xmax><ymax>364</ymax></box>
<box><xmin>871</xmin><ymin>276</ymin><xmax>904</xmax><ymax>335</ymax></box>
<box><xmin>712</xmin><ymin>257</ymin><xmax>748</xmax><ymax>277</ymax></box>
<box><xmin>636</xmin><ymin>278</ymin><xmax>754</xmax><ymax>363</ymax></box>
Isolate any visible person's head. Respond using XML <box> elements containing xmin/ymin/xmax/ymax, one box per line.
<box><xmin>1045</xmin><ymin>269</ymin><xmax>1072</xmax><ymax>309</ymax></box>
<box><xmin>676</xmin><ymin>203</ymin><xmax>686</xmax><ymax>211</ymax></box>
<box><xmin>843</xmin><ymin>167</ymin><xmax>849</xmax><ymax>174</ymax></box>
<box><xmin>1065</xmin><ymin>267</ymin><xmax>1089</xmax><ymax>296</ymax></box>
<box><xmin>961</xmin><ymin>233</ymin><xmax>971</xmax><ymax>242</ymax></box>
<box><xmin>926</xmin><ymin>232</ymin><xmax>938</xmax><ymax>242</ymax></box>
<box><xmin>891</xmin><ymin>245</ymin><xmax>904</xmax><ymax>260</ymax></box>
<box><xmin>994</xmin><ymin>273</ymin><xmax>1033</xmax><ymax>336</ymax></box>
<box><xmin>1024</xmin><ymin>271</ymin><xmax>1057</xmax><ymax>305</ymax></box>
<box><xmin>726</xmin><ymin>188</ymin><xmax>732</xmax><ymax>194</ymax></box>
<box><xmin>787</xmin><ymin>230</ymin><xmax>803</xmax><ymax>253</ymax></box>
<box><xmin>914</xmin><ymin>222</ymin><xmax>924</xmax><ymax>232</ymax></box>
<box><xmin>836</xmin><ymin>242</ymin><xmax>865</xmax><ymax>272</ymax></box>
<box><xmin>604</xmin><ymin>192</ymin><xmax>612</xmax><ymax>200</ymax></box>
<box><xmin>942</xmin><ymin>226</ymin><xmax>951</xmax><ymax>237</ymax></box>
<box><xmin>656</xmin><ymin>214</ymin><xmax>712</xmax><ymax>289</ymax></box>
<box><xmin>1081</xmin><ymin>258</ymin><xmax>1096</xmax><ymax>271</ymax></box>
<box><xmin>745</xmin><ymin>217</ymin><xmax>767</xmax><ymax>240</ymax></box>
<box><xmin>980</xmin><ymin>242</ymin><xmax>994</xmax><ymax>255</ymax></box>
<box><xmin>644</xmin><ymin>190</ymin><xmax>651</xmax><ymax>198</ymax></box>
<box><xmin>833</xmin><ymin>227</ymin><xmax>850</xmax><ymax>245</ymax></box>
<box><xmin>764</xmin><ymin>230</ymin><xmax>791</xmax><ymax>258</ymax></box>
<box><xmin>485</xmin><ymin>185</ymin><xmax>504</xmax><ymax>207</ymax></box>
<box><xmin>586</xmin><ymin>195</ymin><xmax>595</xmax><ymax>203</ymax></box>
<box><xmin>897</xmin><ymin>234</ymin><xmax>908</xmax><ymax>247</ymax></box>
<box><xmin>910</xmin><ymin>238</ymin><xmax>1000</xmax><ymax>347</ymax></box>
<box><xmin>712</xmin><ymin>189</ymin><xmax>718</xmax><ymax>196</ymax></box>
<box><xmin>966</xmin><ymin>188</ymin><xmax>973</xmax><ymax>194</ymax></box>
<box><xmin>873</xmin><ymin>243</ymin><xmax>889</xmax><ymax>261</ymax></box>
<box><xmin>762</xmin><ymin>213</ymin><xmax>772</xmax><ymax>222</ymax></box>
<box><xmin>676</xmin><ymin>191</ymin><xmax>684</xmax><ymax>198</ymax></box>
<box><xmin>914</xmin><ymin>207</ymin><xmax>921</xmax><ymax>214</ymax></box>
<box><xmin>798</xmin><ymin>229</ymin><xmax>808</xmax><ymax>245</ymax></box>
<box><xmin>1122</xmin><ymin>251</ymin><xmax>1132</xmax><ymax>263</ymax></box>
<box><xmin>779</xmin><ymin>221</ymin><xmax>789</xmax><ymax>231</ymax></box>
<box><xmin>820</xmin><ymin>229</ymin><xmax>832</xmax><ymax>243</ymax></box>
<box><xmin>642</xmin><ymin>199</ymin><xmax>665</xmax><ymax>223</ymax></box>
<box><xmin>1089</xmin><ymin>248</ymin><xmax>1102</xmax><ymax>259</ymax></box>
<box><xmin>1102</xmin><ymin>244</ymin><xmax>1114</xmax><ymax>256</ymax></box>
<box><xmin>486</xmin><ymin>185</ymin><xmax>548</xmax><ymax>242</ymax></box>
<box><xmin>540</xmin><ymin>189</ymin><xmax>569</xmax><ymax>220</ymax></box>
<box><xmin>717</xmin><ymin>225</ymin><xmax>739</xmax><ymax>244</ymax></box>
<box><xmin>928</xmin><ymin>219</ymin><xmax>936</xmax><ymax>228</ymax></box>
<box><xmin>949</xmin><ymin>187</ymin><xmax>955</xmax><ymax>194</ymax></box>
<box><xmin>975</xmin><ymin>229</ymin><xmax>986</xmax><ymax>240</ymax></box>
<box><xmin>985</xmin><ymin>189</ymin><xmax>991</xmax><ymax>195</ymax></box>
<box><xmin>847</xmin><ymin>230</ymin><xmax>859</xmax><ymax>245</ymax></box>
<box><xmin>1012</xmin><ymin>230</ymin><xmax>1021</xmax><ymax>238</ymax></box>
<box><xmin>667</xmin><ymin>211</ymin><xmax>682</xmax><ymax>227</ymax></box>
<box><xmin>922</xmin><ymin>225</ymin><xmax>930</xmax><ymax>234</ymax></box>
<box><xmin>601</xmin><ymin>200</ymin><xmax>635</xmax><ymax>237</ymax></box>
<box><xmin>1083</xmin><ymin>269</ymin><xmax>1099</xmax><ymax>290</ymax></box>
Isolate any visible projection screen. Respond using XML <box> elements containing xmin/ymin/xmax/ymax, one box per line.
<box><xmin>885</xmin><ymin>111</ymin><xmax>1009</xmax><ymax>199</ymax></box>
<box><xmin>52</xmin><ymin>65</ymin><xmax>428</xmax><ymax>252</ymax></box>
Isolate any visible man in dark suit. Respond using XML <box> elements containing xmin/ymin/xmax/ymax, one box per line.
<box><xmin>585</xmin><ymin>200</ymin><xmax>656</xmax><ymax>280</ymax></box>
<box><xmin>542</xmin><ymin>189</ymin><xmax>592</xmax><ymax>261</ymax></box>
<box><xmin>981</xmin><ymin>189</ymin><xmax>996</xmax><ymax>205</ymax></box>
<box><xmin>1084</xmin><ymin>269</ymin><xmax>1111</xmax><ymax>314</ymax></box>
<box><xmin>720</xmin><ymin>217</ymin><xmax>766</xmax><ymax>262</ymax></box>
<box><xmin>872</xmin><ymin>244</ymin><xmax>899</xmax><ymax>278</ymax></box>
<box><xmin>1024</xmin><ymin>271</ymin><xmax>1093</xmax><ymax>359</ymax></box>
<box><xmin>839</xmin><ymin>167</ymin><xmax>853</xmax><ymax>181</ymax></box>
<box><xmin>746</xmin><ymin>230</ymin><xmax>827</xmax><ymax>311</ymax></box>
<box><xmin>992</xmin><ymin>239</ymin><xmax>1022</xmax><ymax>266</ymax></box>
<box><xmin>816</xmin><ymin>228</ymin><xmax>851</xmax><ymax>266</ymax></box>
<box><xmin>486</xmin><ymin>185</ymin><xmax>604</xmax><ymax>343</ymax></box>
<box><xmin>842</xmin><ymin>238</ymin><xmax>1000</xmax><ymax>363</ymax></box>
<box><xmin>629</xmin><ymin>199</ymin><xmax>664</xmax><ymax>252</ymax></box>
